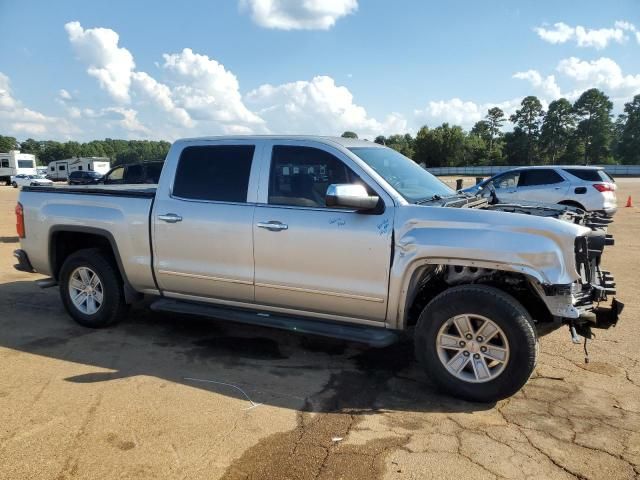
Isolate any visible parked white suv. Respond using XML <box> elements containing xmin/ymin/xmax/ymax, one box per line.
<box><xmin>464</xmin><ymin>166</ymin><xmax>617</xmax><ymax>217</ymax></box>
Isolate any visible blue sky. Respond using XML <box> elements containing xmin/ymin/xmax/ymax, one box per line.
<box><xmin>0</xmin><ymin>0</ymin><xmax>639</xmax><ymax>141</ymax></box>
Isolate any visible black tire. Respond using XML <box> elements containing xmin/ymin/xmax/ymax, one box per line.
<box><xmin>59</xmin><ymin>248</ymin><xmax>129</xmax><ymax>328</ymax></box>
<box><xmin>12</xmin><ymin>182</ymin><xmax>17</xmax><ymax>188</ymax></box>
<box><xmin>558</xmin><ymin>200</ymin><xmax>586</xmax><ymax>211</ymax></box>
<box><xmin>414</xmin><ymin>284</ymin><xmax>537</xmax><ymax>403</ymax></box>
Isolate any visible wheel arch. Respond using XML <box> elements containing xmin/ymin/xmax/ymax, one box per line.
<box><xmin>49</xmin><ymin>226</ymin><xmax>140</xmax><ymax>303</ymax></box>
<box><xmin>395</xmin><ymin>258</ymin><xmax>552</xmax><ymax>330</ymax></box>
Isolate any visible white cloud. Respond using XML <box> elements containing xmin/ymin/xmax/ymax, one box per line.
<box><xmin>239</xmin><ymin>0</ymin><xmax>357</xmax><ymax>30</ymax></box>
<box><xmin>0</xmin><ymin>72</ymin><xmax>78</xmax><ymax>138</ymax></box>
<box><xmin>414</xmin><ymin>98</ymin><xmax>521</xmax><ymax>129</ymax></box>
<box><xmin>557</xmin><ymin>57</ymin><xmax>640</xmax><ymax>97</ymax></box>
<box><xmin>162</xmin><ymin>48</ymin><xmax>262</xmax><ymax>127</ymax></box>
<box><xmin>534</xmin><ymin>20</ymin><xmax>638</xmax><ymax>49</ymax></box>
<box><xmin>58</xmin><ymin>89</ymin><xmax>73</xmax><ymax>101</ymax></box>
<box><xmin>65</xmin><ymin>21</ymin><xmax>135</xmax><ymax>103</ymax></box>
<box><xmin>246</xmin><ymin>75</ymin><xmax>402</xmax><ymax>137</ymax></box>
<box><xmin>131</xmin><ymin>71</ymin><xmax>193</xmax><ymax>127</ymax></box>
<box><xmin>513</xmin><ymin>70</ymin><xmax>561</xmax><ymax>99</ymax></box>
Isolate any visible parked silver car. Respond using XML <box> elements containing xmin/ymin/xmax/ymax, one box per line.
<box><xmin>463</xmin><ymin>166</ymin><xmax>617</xmax><ymax>216</ymax></box>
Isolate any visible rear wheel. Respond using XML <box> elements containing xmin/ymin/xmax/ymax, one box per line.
<box><xmin>414</xmin><ymin>284</ymin><xmax>537</xmax><ymax>402</ymax></box>
<box><xmin>59</xmin><ymin>248</ymin><xmax>129</xmax><ymax>328</ymax></box>
<box><xmin>558</xmin><ymin>200</ymin><xmax>585</xmax><ymax>211</ymax></box>
<box><xmin>12</xmin><ymin>181</ymin><xmax>17</xmax><ymax>188</ymax></box>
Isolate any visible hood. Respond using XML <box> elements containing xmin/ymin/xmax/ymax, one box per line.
<box><xmin>394</xmin><ymin>204</ymin><xmax>590</xmax><ymax>285</ymax></box>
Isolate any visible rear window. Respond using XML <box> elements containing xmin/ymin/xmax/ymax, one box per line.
<box><xmin>173</xmin><ymin>145</ymin><xmax>254</xmax><ymax>202</ymax></box>
<box><xmin>563</xmin><ymin>168</ymin><xmax>613</xmax><ymax>183</ymax></box>
<box><xmin>518</xmin><ymin>169</ymin><xmax>564</xmax><ymax>187</ymax></box>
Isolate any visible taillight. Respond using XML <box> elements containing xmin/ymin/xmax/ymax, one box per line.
<box><xmin>15</xmin><ymin>202</ymin><xmax>25</xmax><ymax>238</ymax></box>
<box><xmin>593</xmin><ymin>183</ymin><xmax>615</xmax><ymax>192</ymax></box>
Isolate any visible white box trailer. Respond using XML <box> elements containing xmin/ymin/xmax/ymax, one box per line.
<box><xmin>48</xmin><ymin>157</ymin><xmax>111</xmax><ymax>181</ymax></box>
<box><xmin>0</xmin><ymin>150</ymin><xmax>37</xmax><ymax>185</ymax></box>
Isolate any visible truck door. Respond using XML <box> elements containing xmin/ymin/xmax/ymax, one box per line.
<box><xmin>252</xmin><ymin>142</ymin><xmax>393</xmax><ymax>322</ymax></box>
<box><xmin>152</xmin><ymin>141</ymin><xmax>259</xmax><ymax>303</ymax></box>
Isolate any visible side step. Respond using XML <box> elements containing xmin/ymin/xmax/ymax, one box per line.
<box><xmin>150</xmin><ymin>298</ymin><xmax>398</xmax><ymax>348</ymax></box>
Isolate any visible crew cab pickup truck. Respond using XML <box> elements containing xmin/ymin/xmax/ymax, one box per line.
<box><xmin>13</xmin><ymin>136</ymin><xmax>623</xmax><ymax>402</ymax></box>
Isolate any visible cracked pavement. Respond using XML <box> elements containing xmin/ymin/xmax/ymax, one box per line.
<box><xmin>0</xmin><ymin>179</ymin><xmax>638</xmax><ymax>480</ymax></box>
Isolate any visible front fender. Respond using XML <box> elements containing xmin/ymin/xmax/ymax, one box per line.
<box><xmin>386</xmin><ymin>205</ymin><xmax>590</xmax><ymax>328</ymax></box>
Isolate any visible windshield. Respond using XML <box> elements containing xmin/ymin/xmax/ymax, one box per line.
<box><xmin>348</xmin><ymin>147</ymin><xmax>454</xmax><ymax>202</ymax></box>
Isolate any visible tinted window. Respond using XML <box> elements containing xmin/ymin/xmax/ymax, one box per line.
<box><xmin>563</xmin><ymin>168</ymin><xmax>613</xmax><ymax>183</ymax></box>
<box><xmin>124</xmin><ymin>164</ymin><xmax>144</xmax><ymax>183</ymax></box>
<box><xmin>145</xmin><ymin>163</ymin><xmax>162</xmax><ymax>183</ymax></box>
<box><xmin>18</xmin><ymin>160</ymin><xmax>34</xmax><ymax>169</ymax></box>
<box><xmin>269</xmin><ymin>146</ymin><xmax>355</xmax><ymax>207</ymax></box>
<box><xmin>492</xmin><ymin>171</ymin><xmax>520</xmax><ymax>189</ymax></box>
<box><xmin>1</xmin><ymin>159</ymin><xmax>9</xmax><ymax>168</ymax></box>
<box><xmin>106</xmin><ymin>166</ymin><xmax>125</xmax><ymax>183</ymax></box>
<box><xmin>173</xmin><ymin>145</ymin><xmax>254</xmax><ymax>202</ymax></box>
<box><xmin>518</xmin><ymin>169</ymin><xmax>563</xmax><ymax>187</ymax></box>
<box><xmin>69</xmin><ymin>171</ymin><xmax>81</xmax><ymax>178</ymax></box>
<box><xmin>58</xmin><ymin>165</ymin><xmax>66</xmax><ymax>171</ymax></box>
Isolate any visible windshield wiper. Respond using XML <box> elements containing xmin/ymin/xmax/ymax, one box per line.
<box><xmin>415</xmin><ymin>194</ymin><xmax>443</xmax><ymax>205</ymax></box>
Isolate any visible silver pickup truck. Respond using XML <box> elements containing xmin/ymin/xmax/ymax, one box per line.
<box><xmin>13</xmin><ymin>136</ymin><xmax>623</xmax><ymax>402</ymax></box>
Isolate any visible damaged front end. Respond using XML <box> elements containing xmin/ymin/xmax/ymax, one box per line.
<box><xmin>568</xmin><ymin>230</ymin><xmax>624</xmax><ymax>340</ymax></box>
<box><xmin>452</xmin><ymin>197</ymin><xmax>625</xmax><ymax>344</ymax></box>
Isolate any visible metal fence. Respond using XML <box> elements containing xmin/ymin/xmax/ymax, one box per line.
<box><xmin>427</xmin><ymin>165</ymin><xmax>640</xmax><ymax>177</ymax></box>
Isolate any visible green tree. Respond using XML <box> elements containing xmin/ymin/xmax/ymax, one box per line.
<box><xmin>416</xmin><ymin>123</ymin><xmax>467</xmax><ymax>167</ymax></box>
<box><xmin>540</xmin><ymin>98</ymin><xmax>576</xmax><ymax>164</ymax></box>
<box><xmin>485</xmin><ymin>107</ymin><xmax>505</xmax><ymax>160</ymax></box>
<box><xmin>573</xmin><ymin>88</ymin><xmax>614</xmax><ymax>164</ymax></box>
<box><xmin>341</xmin><ymin>131</ymin><xmax>358</xmax><ymax>139</ymax></box>
<box><xmin>0</xmin><ymin>135</ymin><xmax>18</xmax><ymax>152</ymax></box>
<box><xmin>617</xmin><ymin>94</ymin><xmax>640</xmax><ymax>165</ymax></box>
<box><xmin>384</xmin><ymin>133</ymin><xmax>415</xmax><ymax>158</ymax></box>
<box><xmin>510</xmin><ymin>95</ymin><xmax>544</xmax><ymax>164</ymax></box>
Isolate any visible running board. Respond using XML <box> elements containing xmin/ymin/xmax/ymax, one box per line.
<box><xmin>149</xmin><ymin>298</ymin><xmax>398</xmax><ymax>347</ymax></box>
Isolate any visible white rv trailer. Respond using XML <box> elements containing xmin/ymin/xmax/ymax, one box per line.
<box><xmin>47</xmin><ymin>157</ymin><xmax>111</xmax><ymax>181</ymax></box>
<box><xmin>0</xmin><ymin>151</ymin><xmax>37</xmax><ymax>185</ymax></box>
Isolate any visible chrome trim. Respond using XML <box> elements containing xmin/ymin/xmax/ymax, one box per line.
<box><xmin>158</xmin><ymin>213</ymin><xmax>182</xmax><ymax>223</ymax></box>
<box><xmin>256</xmin><ymin>221</ymin><xmax>288</xmax><ymax>231</ymax></box>
<box><xmin>255</xmin><ymin>282</ymin><xmax>385</xmax><ymax>303</ymax></box>
<box><xmin>158</xmin><ymin>269</ymin><xmax>253</xmax><ymax>286</ymax></box>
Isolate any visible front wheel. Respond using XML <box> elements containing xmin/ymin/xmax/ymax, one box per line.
<box><xmin>414</xmin><ymin>284</ymin><xmax>537</xmax><ymax>402</ymax></box>
<box><xmin>59</xmin><ymin>248</ymin><xmax>129</xmax><ymax>328</ymax></box>
<box><xmin>12</xmin><ymin>182</ymin><xmax>17</xmax><ymax>188</ymax></box>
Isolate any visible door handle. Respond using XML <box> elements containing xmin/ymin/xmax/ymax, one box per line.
<box><xmin>257</xmin><ymin>221</ymin><xmax>288</xmax><ymax>231</ymax></box>
<box><xmin>158</xmin><ymin>213</ymin><xmax>182</xmax><ymax>223</ymax></box>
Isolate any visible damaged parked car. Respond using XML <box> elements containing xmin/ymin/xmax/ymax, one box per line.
<box><xmin>13</xmin><ymin>136</ymin><xmax>623</xmax><ymax>402</ymax></box>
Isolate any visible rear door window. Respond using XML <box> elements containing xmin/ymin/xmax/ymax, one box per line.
<box><xmin>564</xmin><ymin>168</ymin><xmax>614</xmax><ymax>183</ymax></box>
<box><xmin>124</xmin><ymin>164</ymin><xmax>144</xmax><ymax>183</ymax></box>
<box><xmin>173</xmin><ymin>145</ymin><xmax>255</xmax><ymax>202</ymax></box>
<box><xmin>518</xmin><ymin>169</ymin><xmax>564</xmax><ymax>187</ymax></box>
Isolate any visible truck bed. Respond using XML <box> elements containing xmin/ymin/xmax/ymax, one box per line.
<box><xmin>21</xmin><ymin>185</ymin><xmax>157</xmax><ymax>198</ymax></box>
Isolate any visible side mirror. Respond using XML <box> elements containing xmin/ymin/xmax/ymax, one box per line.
<box><xmin>325</xmin><ymin>184</ymin><xmax>380</xmax><ymax>211</ymax></box>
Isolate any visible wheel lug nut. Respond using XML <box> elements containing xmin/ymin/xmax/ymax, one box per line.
<box><xmin>459</xmin><ymin>341</ymin><xmax>466</xmax><ymax>347</ymax></box>
<box><xmin>476</xmin><ymin>336</ymin><xmax>483</xmax><ymax>342</ymax></box>
<box><xmin>480</xmin><ymin>346</ymin><xmax>487</xmax><ymax>353</ymax></box>
<box><xmin>473</xmin><ymin>353</ymin><xmax>480</xmax><ymax>359</ymax></box>
<box><xmin>465</xmin><ymin>334</ymin><xmax>473</xmax><ymax>340</ymax></box>
<box><xmin>463</xmin><ymin>351</ymin><xmax>470</xmax><ymax>357</ymax></box>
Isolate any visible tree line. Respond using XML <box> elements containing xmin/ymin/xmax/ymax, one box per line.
<box><xmin>2</xmin><ymin>88</ymin><xmax>639</xmax><ymax>168</ymax></box>
<box><xmin>0</xmin><ymin>137</ymin><xmax>171</xmax><ymax>167</ymax></box>
<box><xmin>343</xmin><ymin>89</ymin><xmax>640</xmax><ymax>167</ymax></box>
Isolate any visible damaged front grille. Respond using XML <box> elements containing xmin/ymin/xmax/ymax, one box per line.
<box><xmin>574</xmin><ymin>236</ymin><xmax>592</xmax><ymax>284</ymax></box>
